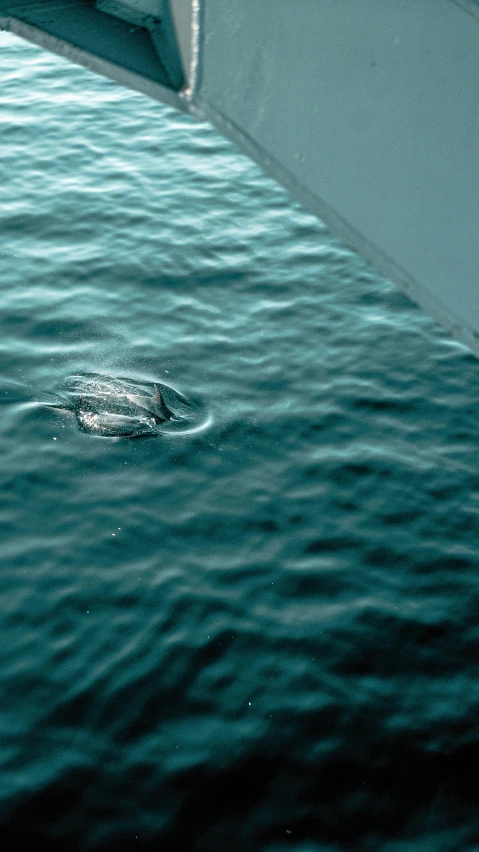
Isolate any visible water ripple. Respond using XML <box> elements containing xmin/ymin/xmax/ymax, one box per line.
<box><xmin>2</xmin><ymin>28</ymin><xmax>479</xmax><ymax>852</ymax></box>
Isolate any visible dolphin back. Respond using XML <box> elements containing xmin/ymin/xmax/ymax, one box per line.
<box><xmin>154</xmin><ymin>385</ymin><xmax>173</xmax><ymax>421</ymax></box>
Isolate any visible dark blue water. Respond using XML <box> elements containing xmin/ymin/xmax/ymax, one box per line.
<box><xmin>2</xmin><ymin>32</ymin><xmax>479</xmax><ymax>852</ymax></box>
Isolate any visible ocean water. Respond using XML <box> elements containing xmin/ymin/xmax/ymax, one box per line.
<box><xmin>2</xmin><ymin>31</ymin><xmax>479</xmax><ymax>852</ymax></box>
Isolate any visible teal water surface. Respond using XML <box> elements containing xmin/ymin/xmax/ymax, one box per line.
<box><xmin>2</xmin><ymin>32</ymin><xmax>479</xmax><ymax>852</ymax></box>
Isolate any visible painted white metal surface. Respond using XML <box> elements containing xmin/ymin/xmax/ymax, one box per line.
<box><xmin>191</xmin><ymin>0</ymin><xmax>479</xmax><ymax>352</ymax></box>
<box><xmin>95</xmin><ymin>0</ymin><xmax>193</xmax><ymax>85</ymax></box>
<box><xmin>169</xmin><ymin>0</ymin><xmax>193</xmax><ymax>86</ymax></box>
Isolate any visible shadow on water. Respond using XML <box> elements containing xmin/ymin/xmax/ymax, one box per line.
<box><xmin>3</xmin><ymin>735</ymin><xmax>479</xmax><ymax>851</ymax></box>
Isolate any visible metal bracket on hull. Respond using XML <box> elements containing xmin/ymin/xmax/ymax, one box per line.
<box><xmin>95</xmin><ymin>0</ymin><xmax>184</xmax><ymax>89</ymax></box>
<box><xmin>0</xmin><ymin>0</ymin><xmax>185</xmax><ymax>107</ymax></box>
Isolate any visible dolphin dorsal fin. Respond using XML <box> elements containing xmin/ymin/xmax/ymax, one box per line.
<box><xmin>154</xmin><ymin>384</ymin><xmax>173</xmax><ymax>420</ymax></box>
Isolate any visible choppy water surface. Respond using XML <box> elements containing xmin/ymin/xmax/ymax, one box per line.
<box><xmin>2</xmin><ymin>32</ymin><xmax>479</xmax><ymax>852</ymax></box>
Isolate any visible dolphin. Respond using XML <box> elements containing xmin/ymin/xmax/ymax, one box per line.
<box><xmin>76</xmin><ymin>409</ymin><xmax>159</xmax><ymax>438</ymax></box>
<box><xmin>124</xmin><ymin>384</ymin><xmax>173</xmax><ymax>422</ymax></box>
<box><xmin>42</xmin><ymin>383</ymin><xmax>173</xmax><ymax>423</ymax></box>
<box><xmin>39</xmin><ymin>375</ymin><xmax>188</xmax><ymax>438</ymax></box>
